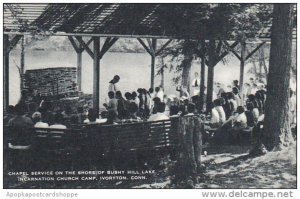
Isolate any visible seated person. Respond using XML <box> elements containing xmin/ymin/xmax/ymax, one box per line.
<box><xmin>124</xmin><ymin>102</ymin><xmax>141</xmax><ymax>122</ymax></box>
<box><xmin>32</xmin><ymin>112</ymin><xmax>49</xmax><ymax>128</ymax></box>
<box><xmin>186</xmin><ymin>103</ymin><xmax>196</xmax><ymax>116</ymax></box>
<box><xmin>130</xmin><ymin>91</ymin><xmax>139</xmax><ymax>107</ymax></box>
<box><xmin>7</xmin><ymin>104</ymin><xmax>34</xmax><ymax>149</ymax></box>
<box><xmin>169</xmin><ymin>105</ymin><xmax>180</xmax><ymax>117</ymax></box>
<box><xmin>232</xmin><ymin>106</ymin><xmax>248</xmax><ymax>129</ymax></box>
<box><xmin>105</xmin><ymin>110</ymin><xmax>118</xmax><ymax>125</ymax></box>
<box><xmin>228</xmin><ymin>106</ymin><xmax>248</xmax><ymax>144</ymax></box>
<box><xmin>116</xmin><ymin>91</ymin><xmax>128</xmax><ymax>119</ymax></box>
<box><xmin>84</xmin><ymin>108</ymin><xmax>107</xmax><ymax>124</ymax></box>
<box><xmin>49</xmin><ymin>112</ymin><xmax>67</xmax><ymax>129</ymax></box>
<box><xmin>148</xmin><ymin>102</ymin><xmax>169</xmax><ymax>121</ymax></box>
<box><xmin>178</xmin><ymin>104</ymin><xmax>187</xmax><ymax>116</ymax></box>
<box><xmin>245</xmin><ymin>102</ymin><xmax>257</xmax><ymax>127</ymax></box>
<box><xmin>4</xmin><ymin>105</ymin><xmax>16</xmax><ymax>125</ymax></box>
<box><xmin>76</xmin><ymin>107</ymin><xmax>85</xmax><ymax>123</ymax></box>
<box><xmin>6</xmin><ymin>104</ymin><xmax>33</xmax><ymax>170</ymax></box>
<box><xmin>246</xmin><ymin>94</ymin><xmax>259</xmax><ymax>110</ymax></box>
<box><xmin>152</xmin><ymin>97</ymin><xmax>161</xmax><ymax>114</ymax></box>
<box><xmin>232</xmin><ymin>86</ymin><xmax>242</xmax><ymax>107</ymax></box>
<box><xmin>255</xmin><ymin>91</ymin><xmax>264</xmax><ymax>114</ymax></box>
<box><xmin>103</xmin><ymin>91</ymin><xmax>118</xmax><ymax>116</ymax></box>
<box><xmin>208</xmin><ymin>102</ymin><xmax>221</xmax><ymax>128</ymax></box>
<box><xmin>214</xmin><ymin>99</ymin><xmax>226</xmax><ymax>123</ymax></box>
<box><xmin>70</xmin><ymin>115</ymin><xmax>80</xmax><ymax>126</ymax></box>
<box><xmin>124</xmin><ymin>92</ymin><xmax>132</xmax><ymax>102</ymax></box>
<box><xmin>222</xmin><ymin>93</ymin><xmax>234</xmax><ymax>119</ymax></box>
<box><xmin>227</xmin><ymin>92</ymin><xmax>237</xmax><ymax>112</ymax></box>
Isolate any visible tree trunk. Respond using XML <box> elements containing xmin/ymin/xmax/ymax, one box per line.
<box><xmin>239</xmin><ymin>41</ymin><xmax>246</xmax><ymax>92</ymax></box>
<box><xmin>4</xmin><ymin>35</ymin><xmax>10</xmax><ymax>111</ymax></box>
<box><xmin>20</xmin><ymin>36</ymin><xmax>25</xmax><ymax>90</ymax></box>
<box><xmin>258</xmin><ymin>48</ymin><xmax>263</xmax><ymax>78</ymax></box>
<box><xmin>261</xmin><ymin>48</ymin><xmax>269</xmax><ymax>82</ymax></box>
<box><xmin>263</xmin><ymin>4</ymin><xmax>294</xmax><ymax>151</ymax></box>
<box><xmin>206</xmin><ymin>40</ymin><xmax>216</xmax><ymax>113</ymax></box>
<box><xmin>252</xmin><ymin>59</ymin><xmax>258</xmax><ymax>76</ymax></box>
<box><xmin>174</xmin><ymin>116</ymin><xmax>203</xmax><ymax>187</ymax></box>
<box><xmin>181</xmin><ymin>55</ymin><xmax>193</xmax><ymax>94</ymax></box>
<box><xmin>160</xmin><ymin>57</ymin><xmax>165</xmax><ymax>89</ymax></box>
<box><xmin>206</xmin><ymin>66</ymin><xmax>214</xmax><ymax>113</ymax></box>
<box><xmin>161</xmin><ymin>69</ymin><xmax>164</xmax><ymax>89</ymax></box>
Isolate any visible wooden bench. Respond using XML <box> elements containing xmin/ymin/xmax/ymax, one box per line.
<box><xmin>4</xmin><ymin>118</ymin><xmax>180</xmax><ymax>169</ymax></box>
<box><xmin>82</xmin><ymin>119</ymin><xmax>180</xmax><ymax>167</ymax></box>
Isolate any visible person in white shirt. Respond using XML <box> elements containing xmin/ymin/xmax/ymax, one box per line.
<box><xmin>108</xmin><ymin>75</ymin><xmax>120</xmax><ymax>93</ymax></box>
<box><xmin>214</xmin><ymin>99</ymin><xmax>226</xmax><ymax>123</ymax></box>
<box><xmin>216</xmin><ymin>83</ymin><xmax>225</xmax><ymax>99</ymax></box>
<box><xmin>32</xmin><ymin>111</ymin><xmax>49</xmax><ymax>128</ymax></box>
<box><xmin>226</xmin><ymin>106</ymin><xmax>247</xmax><ymax>144</ymax></box>
<box><xmin>191</xmin><ymin>72</ymin><xmax>201</xmax><ymax>96</ymax></box>
<box><xmin>250</xmin><ymin>83</ymin><xmax>258</xmax><ymax>95</ymax></box>
<box><xmin>243</xmin><ymin>83</ymin><xmax>251</xmax><ymax>102</ymax></box>
<box><xmin>227</xmin><ymin>92</ymin><xmax>237</xmax><ymax>112</ymax></box>
<box><xmin>49</xmin><ymin>113</ymin><xmax>67</xmax><ymax>129</ymax></box>
<box><xmin>225</xmin><ymin>85</ymin><xmax>232</xmax><ymax>93</ymax></box>
<box><xmin>233</xmin><ymin>106</ymin><xmax>247</xmax><ymax>129</ymax></box>
<box><xmin>147</xmin><ymin>88</ymin><xmax>154</xmax><ymax>111</ymax></box>
<box><xmin>148</xmin><ymin>102</ymin><xmax>169</xmax><ymax>122</ymax></box>
<box><xmin>206</xmin><ymin>102</ymin><xmax>221</xmax><ymax>129</ymax></box>
<box><xmin>176</xmin><ymin>85</ymin><xmax>190</xmax><ymax>100</ymax></box>
<box><xmin>232</xmin><ymin>87</ymin><xmax>242</xmax><ymax>107</ymax></box>
<box><xmin>155</xmin><ymin>87</ymin><xmax>164</xmax><ymax>102</ymax></box>
<box><xmin>130</xmin><ymin>91</ymin><xmax>140</xmax><ymax>107</ymax></box>
<box><xmin>211</xmin><ymin>106</ymin><xmax>220</xmax><ymax>124</ymax></box>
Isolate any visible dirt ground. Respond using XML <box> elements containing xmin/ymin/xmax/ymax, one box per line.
<box><xmin>197</xmin><ymin>145</ymin><xmax>297</xmax><ymax>189</ymax></box>
<box><xmin>4</xmin><ymin>144</ymin><xmax>296</xmax><ymax>189</ymax></box>
<box><xmin>135</xmin><ymin>145</ymin><xmax>297</xmax><ymax>189</ymax></box>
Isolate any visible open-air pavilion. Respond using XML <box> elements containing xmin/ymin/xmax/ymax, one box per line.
<box><xmin>3</xmin><ymin>3</ymin><xmax>296</xmax><ymax>113</ymax></box>
<box><xmin>3</xmin><ymin>3</ymin><xmax>297</xmax><ymax>189</ymax></box>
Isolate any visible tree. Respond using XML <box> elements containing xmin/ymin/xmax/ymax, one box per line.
<box><xmin>263</xmin><ymin>4</ymin><xmax>294</xmax><ymax>150</ymax></box>
<box><xmin>160</xmin><ymin>39</ymin><xmax>200</xmax><ymax>94</ymax></box>
<box><xmin>12</xmin><ymin>36</ymin><xmax>26</xmax><ymax>91</ymax></box>
<box><xmin>156</xmin><ymin>57</ymin><xmax>168</xmax><ymax>89</ymax></box>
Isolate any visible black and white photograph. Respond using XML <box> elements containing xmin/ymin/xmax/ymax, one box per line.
<box><xmin>1</xmin><ymin>2</ymin><xmax>297</xmax><ymax>191</ymax></box>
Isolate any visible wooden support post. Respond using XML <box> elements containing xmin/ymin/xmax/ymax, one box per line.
<box><xmin>138</xmin><ymin>38</ymin><xmax>172</xmax><ymax>89</ymax></box>
<box><xmin>68</xmin><ymin>36</ymin><xmax>86</xmax><ymax>92</ymax></box>
<box><xmin>93</xmin><ymin>37</ymin><xmax>100</xmax><ymax>113</ymax></box>
<box><xmin>200</xmin><ymin>54</ymin><xmax>206</xmax><ymax>111</ymax></box>
<box><xmin>239</xmin><ymin>41</ymin><xmax>246</xmax><ymax>93</ymax></box>
<box><xmin>3</xmin><ymin>35</ymin><xmax>10</xmax><ymax>111</ymax></box>
<box><xmin>199</xmin><ymin>40</ymin><xmax>206</xmax><ymax>112</ymax></box>
<box><xmin>206</xmin><ymin>40</ymin><xmax>216</xmax><ymax>113</ymax></box>
<box><xmin>150</xmin><ymin>39</ymin><xmax>157</xmax><ymax>89</ymax></box>
<box><xmin>77</xmin><ymin>45</ymin><xmax>83</xmax><ymax>91</ymax></box>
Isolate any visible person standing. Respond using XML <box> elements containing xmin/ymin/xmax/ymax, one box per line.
<box><xmin>155</xmin><ymin>87</ymin><xmax>164</xmax><ymax>102</ymax></box>
<box><xmin>191</xmin><ymin>72</ymin><xmax>201</xmax><ymax>96</ymax></box>
<box><xmin>108</xmin><ymin>75</ymin><xmax>120</xmax><ymax>93</ymax></box>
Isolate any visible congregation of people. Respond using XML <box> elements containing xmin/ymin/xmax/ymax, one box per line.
<box><xmin>4</xmin><ymin>74</ymin><xmax>297</xmax><ymax>146</ymax></box>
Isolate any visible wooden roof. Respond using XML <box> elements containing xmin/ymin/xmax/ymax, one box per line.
<box><xmin>3</xmin><ymin>3</ymin><xmax>297</xmax><ymax>40</ymax></box>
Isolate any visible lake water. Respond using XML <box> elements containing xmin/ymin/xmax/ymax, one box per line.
<box><xmin>9</xmin><ymin>49</ymin><xmax>251</xmax><ymax>107</ymax></box>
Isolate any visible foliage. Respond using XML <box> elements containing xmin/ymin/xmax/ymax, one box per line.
<box><xmin>158</xmin><ymin>4</ymin><xmax>274</xmax><ymax>85</ymax></box>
